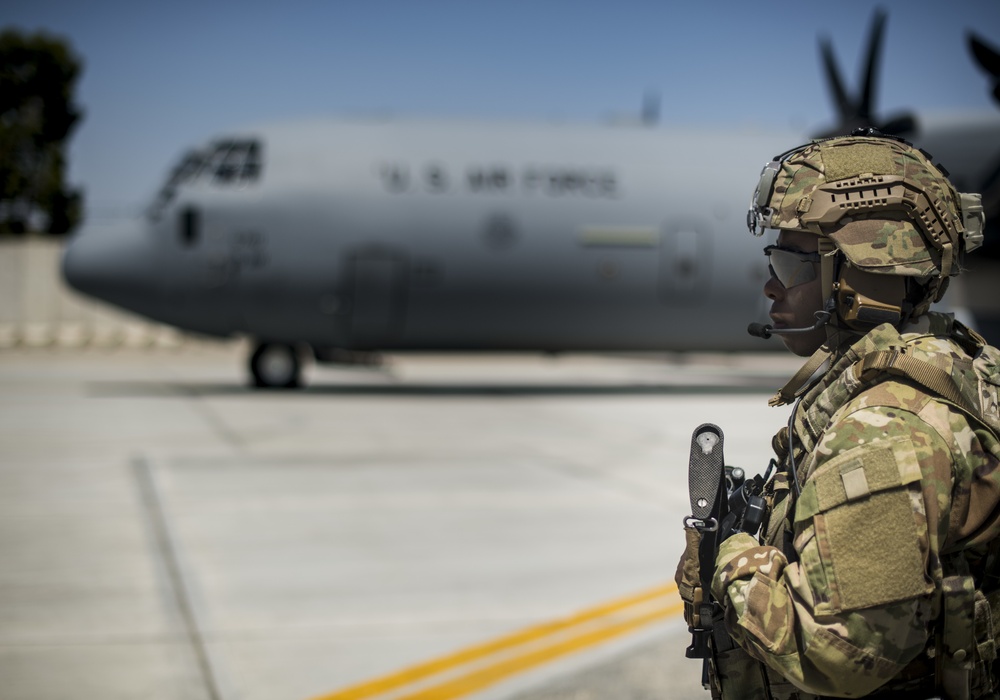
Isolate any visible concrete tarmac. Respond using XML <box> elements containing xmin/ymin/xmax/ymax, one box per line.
<box><xmin>0</xmin><ymin>344</ymin><xmax>799</xmax><ymax>700</ymax></box>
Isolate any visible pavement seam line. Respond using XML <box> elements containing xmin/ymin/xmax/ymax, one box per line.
<box><xmin>310</xmin><ymin>582</ymin><xmax>681</xmax><ymax>700</ymax></box>
<box><xmin>132</xmin><ymin>454</ymin><xmax>226</xmax><ymax>700</ymax></box>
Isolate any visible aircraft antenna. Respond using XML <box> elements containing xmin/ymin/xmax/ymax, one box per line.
<box><xmin>642</xmin><ymin>91</ymin><xmax>660</xmax><ymax>126</ymax></box>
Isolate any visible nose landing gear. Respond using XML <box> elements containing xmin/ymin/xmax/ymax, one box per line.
<box><xmin>249</xmin><ymin>342</ymin><xmax>302</xmax><ymax>389</ymax></box>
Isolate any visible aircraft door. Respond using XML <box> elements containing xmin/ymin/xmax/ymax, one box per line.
<box><xmin>659</xmin><ymin>222</ymin><xmax>709</xmax><ymax>301</ymax></box>
<box><xmin>346</xmin><ymin>248</ymin><xmax>409</xmax><ymax>348</ymax></box>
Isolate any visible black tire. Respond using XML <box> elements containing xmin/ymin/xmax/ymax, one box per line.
<box><xmin>249</xmin><ymin>342</ymin><xmax>302</xmax><ymax>389</ymax></box>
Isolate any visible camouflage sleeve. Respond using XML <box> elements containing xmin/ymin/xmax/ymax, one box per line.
<box><xmin>710</xmin><ymin>403</ymin><xmax>958</xmax><ymax>697</ymax></box>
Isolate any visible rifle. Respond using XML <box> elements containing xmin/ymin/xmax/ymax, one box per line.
<box><xmin>684</xmin><ymin>423</ymin><xmax>769</xmax><ymax>688</ymax></box>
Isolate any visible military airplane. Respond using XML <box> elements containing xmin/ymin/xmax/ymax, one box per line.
<box><xmin>61</xmin><ymin>14</ymin><xmax>1000</xmax><ymax>388</ymax></box>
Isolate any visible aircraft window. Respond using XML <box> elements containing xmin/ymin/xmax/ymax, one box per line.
<box><xmin>147</xmin><ymin>139</ymin><xmax>263</xmax><ymax>221</ymax></box>
<box><xmin>243</xmin><ymin>142</ymin><xmax>261</xmax><ymax>179</ymax></box>
<box><xmin>215</xmin><ymin>143</ymin><xmax>242</xmax><ymax>183</ymax></box>
<box><xmin>208</xmin><ymin>139</ymin><xmax>262</xmax><ymax>184</ymax></box>
<box><xmin>148</xmin><ymin>150</ymin><xmax>206</xmax><ymax>220</ymax></box>
<box><xmin>175</xmin><ymin>151</ymin><xmax>206</xmax><ymax>182</ymax></box>
<box><xmin>180</xmin><ymin>206</ymin><xmax>200</xmax><ymax>247</ymax></box>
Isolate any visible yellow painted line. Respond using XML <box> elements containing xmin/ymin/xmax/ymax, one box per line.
<box><xmin>398</xmin><ymin>601</ymin><xmax>684</xmax><ymax>700</ymax></box>
<box><xmin>310</xmin><ymin>582</ymin><xmax>682</xmax><ymax>700</ymax></box>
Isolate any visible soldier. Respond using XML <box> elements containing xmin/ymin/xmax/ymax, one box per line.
<box><xmin>677</xmin><ymin>130</ymin><xmax>1000</xmax><ymax>699</ymax></box>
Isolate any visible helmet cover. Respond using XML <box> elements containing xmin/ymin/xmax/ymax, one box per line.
<box><xmin>748</xmin><ymin>134</ymin><xmax>983</xmax><ymax>280</ymax></box>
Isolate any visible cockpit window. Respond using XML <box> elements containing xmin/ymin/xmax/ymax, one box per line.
<box><xmin>148</xmin><ymin>138</ymin><xmax>263</xmax><ymax>220</ymax></box>
<box><xmin>207</xmin><ymin>140</ymin><xmax>262</xmax><ymax>184</ymax></box>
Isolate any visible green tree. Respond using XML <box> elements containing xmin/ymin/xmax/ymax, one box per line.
<box><xmin>0</xmin><ymin>29</ymin><xmax>84</xmax><ymax>235</ymax></box>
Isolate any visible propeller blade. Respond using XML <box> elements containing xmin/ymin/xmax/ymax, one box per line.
<box><xmin>814</xmin><ymin>10</ymin><xmax>917</xmax><ymax>139</ymax></box>
<box><xmin>820</xmin><ymin>36</ymin><xmax>853</xmax><ymax>122</ymax></box>
<box><xmin>858</xmin><ymin>9</ymin><xmax>887</xmax><ymax>120</ymax></box>
<box><xmin>969</xmin><ymin>32</ymin><xmax>1000</xmax><ymax>106</ymax></box>
<box><xmin>969</xmin><ymin>33</ymin><xmax>1000</xmax><ymax>77</ymax></box>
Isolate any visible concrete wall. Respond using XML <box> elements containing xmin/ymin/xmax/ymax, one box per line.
<box><xmin>0</xmin><ymin>238</ymin><xmax>187</xmax><ymax>349</ymax></box>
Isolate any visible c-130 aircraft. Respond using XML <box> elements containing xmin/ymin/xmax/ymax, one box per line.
<box><xmin>62</xmin><ymin>14</ymin><xmax>1000</xmax><ymax>388</ymax></box>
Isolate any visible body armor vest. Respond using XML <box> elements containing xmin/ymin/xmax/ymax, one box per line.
<box><xmin>715</xmin><ymin>315</ymin><xmax>1000</xmax><ymax>700</ymax></box>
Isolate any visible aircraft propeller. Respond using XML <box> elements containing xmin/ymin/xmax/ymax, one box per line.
<box><xmin>962</xmin><ymin>32</ymin><xmax>1000</xmax><ymax>262</ymax></box>
<box><xmin>969</xmin><ymin>32</ymin><xmax>1000</xmax><ymax>107</ymax></box>
<box><xmin>816</xmin><ymin>9</ymin><xmax>917</xmax><ymax>138</ymax></box>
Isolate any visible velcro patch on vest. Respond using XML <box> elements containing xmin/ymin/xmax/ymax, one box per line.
<box><xmin>800</xmin><ymin>436</ymin><xmax>933</xmax><ymax>613</ymax></box>
<box><xmin>797</xmin><ymin>437</ymin><xmax>922</xmax><ymax>520</ymax></box>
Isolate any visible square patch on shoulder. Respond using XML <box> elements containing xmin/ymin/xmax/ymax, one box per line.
<box><xmin>841</xmin><ymin>466</ymin><xmax>870</xmax><ymax>501</ymax></box>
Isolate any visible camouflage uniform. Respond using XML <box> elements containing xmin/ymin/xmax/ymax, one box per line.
<box><xmin>691</xmin><ymin>133</ymin><xmax>997</xmax><ymax>699</ymax></box>
<box><xmin>710</xmin><ymin>314</ymin><xmax>1000</xmax><ymax>699</ymax></box>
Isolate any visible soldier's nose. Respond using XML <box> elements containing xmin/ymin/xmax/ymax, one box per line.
<box><xmin>764</xmin><ymin>275</ymin><xmax>783</xmax><ymax>301</ymax></box>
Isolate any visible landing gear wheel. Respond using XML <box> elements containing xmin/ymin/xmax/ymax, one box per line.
<box><xmin>249</xmin><ymin>342</ymin><xmax>301</xmax><ymax>389</ymax></box>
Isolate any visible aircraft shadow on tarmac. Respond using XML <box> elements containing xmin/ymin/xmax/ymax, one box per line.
<box><xmin>84</xmin><ymin>378</ymin><xmax>785</xmax><ymax>398</ymax></box>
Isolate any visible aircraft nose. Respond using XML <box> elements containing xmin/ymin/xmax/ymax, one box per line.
<box><xmin>62</xmin><ymin>221</ymin><xmax>160</xmax><ymax>313</ymax></box>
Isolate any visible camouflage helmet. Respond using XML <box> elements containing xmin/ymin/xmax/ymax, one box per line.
<box><xmin>747</xmin><ymin>132</ymin><xmax>984</xmax><ymax>286</ymax></box>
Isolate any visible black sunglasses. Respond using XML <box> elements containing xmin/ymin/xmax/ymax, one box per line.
<box><xmin>764</xmin><ymin>245</ymin><xmax>821</xmax><ymax>288</ymax></box>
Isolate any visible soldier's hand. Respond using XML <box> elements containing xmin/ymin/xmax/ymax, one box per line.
<box><xmin>675</xmin><ymin>525</ymin><xmax>702</xmax><ymax>626</ymax></box>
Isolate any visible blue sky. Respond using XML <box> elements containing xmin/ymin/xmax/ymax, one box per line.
<box><xmin>3</xmin><ymin>0</ymin><xmax>999</xmax><ymax>221</ymax></box>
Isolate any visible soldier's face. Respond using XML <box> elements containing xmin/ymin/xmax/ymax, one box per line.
<box><xmin>764</xmin><ymin>230</ymin><xmax>827</xmax><ymax>357</ymax></box>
